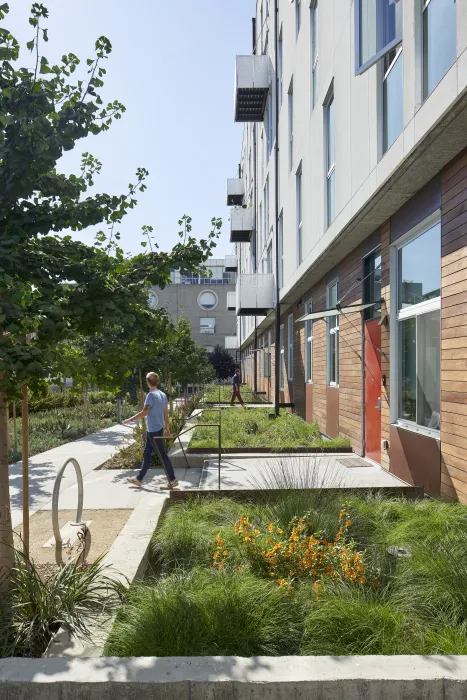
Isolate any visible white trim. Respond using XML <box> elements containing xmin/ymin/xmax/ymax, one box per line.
<box><xmin>288</xmin><ymin>314</ymin><xmax>294</xmax><ymax>381</ymax></box>
<box><xmin>279</xmin><ymin>324</ymin><xmax>285</xmax><ymax>390</ymax></box>
<box><xmin>395</xmin><ymin>420</ymin><xmax>441</xmax><ymax>441</ymax></box>
<box><xmin>326</xmin><ymin>279</ymin><xmax>339</xmax><ymax>386</ymax></box>
<box><xmin>397</xmin><ymin>296</ymin><xmax>440</xmax><ymax>321</ymax></box>
<box><xmin>305</xmin><ymin>298</ymin><xmax>313</xmax><ymax>384</ymax></box>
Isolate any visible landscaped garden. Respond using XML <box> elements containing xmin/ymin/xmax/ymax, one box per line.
<box><xmin>105</xmin><ymin>492</ymin><xmax>467</xmax><ymax>657</ymax></box>
<box><xmin>203</xmin><ymin>384</ymin><xmax>268</xmax><ymax>404</ymax></box>
<box><xmin>8</xmin><ymin>391</ymin><xmax>138</xmax><ymax>464</ymax></box>
<box><xmin>189</xmin><ymin>408</ymin><xmax>351</xmax><ymax>451</ymax></box>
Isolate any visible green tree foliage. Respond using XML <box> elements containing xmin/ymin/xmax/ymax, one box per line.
<box><xmin>0</xmin><ymin>3</ymin><xmax>221</xmax><ymax>580</ymax></box>
<box><xmin>208</xmin><ymin>344</ymin><xmax>236</xmax><ymax>381</ymax></box>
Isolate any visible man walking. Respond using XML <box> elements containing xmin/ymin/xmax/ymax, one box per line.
<box><xmin>231</xmin><ymin>368</ymin><xmax>244</xmax><ymax>406</ymax></box>
<box><xmin>124</xmin><ymin>372</ymin><xmax>179</xmax><ymax>490</ymax></box>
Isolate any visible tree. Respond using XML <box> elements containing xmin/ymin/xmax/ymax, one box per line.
<box><xmin>0</xmin><ymin>3</ymin><xmax>221</xmax><ymax>581</ymax></box>
<box><xmin>208</xmin><ymin>345</ymin><xmax>236</xmax><ymax>380</ymax></box>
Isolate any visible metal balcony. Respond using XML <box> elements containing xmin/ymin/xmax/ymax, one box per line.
<box><xmin>236</xmin><ymin>273</ymin><xmax>275</xmax><ymax>316</ymax></box>
<box><xmin>226</xmin><ymin>291</ymin><xmax>236</xmax><ymax>311</ymax></box>
<box><xmin>224</xmin><ymin>255</ymin><xmax>238</xmax><ymax>272</ymax></box>
<box><xmin>227</xmin><ymin>178</ymin><xmax>244</xmax><ymax>206</ymax></box>
<box><xmin>234</xmin><ymin>55</ymin><xmax>270</xmax><ymax>122</ymax></box>
<box><xmin>230</xmin><ymin>207</ymin><xmax>254</xmax><ymax>243</ymax></box>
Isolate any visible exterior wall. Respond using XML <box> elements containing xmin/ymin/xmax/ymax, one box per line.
<box><xmin>155</xmin><ymin>283</ymin><xmax>237</xmax><ymax>352</ymax></box>
<box><xmin>440</xmin><ymin>151</ymin><xmax>467</xmax><ymax>502</ymax></box>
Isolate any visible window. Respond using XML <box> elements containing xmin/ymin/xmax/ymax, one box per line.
<box><xmin>264</xmin><ymin>331</ymin><xmax>272</xmax><ymax>378</ymax></box>
<box><xmin>288</xmin><ymin>81</ymin><xmax>294</xmax><ymax>172</ymax></box>
<box><xmin>278</xmin><ymin>29</ymin><xmax>283</xmax><ymax>106</ymax></box>
<box><xmin>259</xmin><ymin>202</ymin><xmax>263</xmax><ymax>255</ymax></box>
<box><xmin>148</xmin><ymin>291</ymin><xmax>158</xmax><ymax>308</ymax></box>
<box><xmin>310</xmin><ymin>2</ymin><xmax>318</xmax><ymax>108</ymax></box>
<box><xmin>423</xmin><ymin>0</ymin><xmax>457</xmax><ymax>99</ymax></box>
<box><xmin>280</xmin><ymin>325</ymin><xmax>285</xmax><ymax>389</ymax></box>
<box><xmin>396</xmin><ymin>220</ymin><xmax>441</xmax><ymax>432</ymax></box>
<box><xmin>200</xmin><ymin>318</ymin><xmax>216</xmax><ymax>334</ymax></box>
<box><xmin>355</xmin><ymin>0</ymin><xmax>402</xmax><ymax>75</ymax></box>
<box><xmin>325</xmin><ymin>90</ymin><xmax>335</xmax><ymax>227</ymax></box>
<box><xmin>363</xmin><ymin>249</ymin><xmax>382</xmax><ymax>320</ymax></box>
<box><xmin>327</xmin><ymin>282</ymin><xmax>339</xmax><ymax>385</ymax></box>
<box><xmin>265</xmin><ymin>94</ymin><xmax>273</xmax><ymax>158</ymax></box>
<box><xmin>264</xmin><ymin>178</ymin><xmax>269</xmax><ymax>248</ymax></box>
<box><xmin>279</xmin><ymin>211</ymin><xmax>284</xmax><ymax>288</ymax></box>
<box><xmin>198</xmin><ymin>290</ymin><xmax>218</xmax><ymax>310</ymax></box>
<box><xmin>296</xmin><ymin>166</ymin><xmax>303</xmax><ymax>264</ymax></box>
<box><xmin>305</xmin><ymin>299</ymin><xmax>313</xmax><ymax>383</ymax></box>
<box><xmin>267</xmin><ymin>242</ymin><xmax>272</xmax><ymax>273</ymax></box>
<box><xmin>383</xmin><ymin>46</ymin><xmax>403</xmax><ymax>153</ymax></box>
<box><xmin>288</xmin><ymin>314</ymin><xmax>294</xmax><ymax>380</ymax></box>
<box><xmin>296</xmin><ymin>0</ymin><xmax>301</xmax><ymax>36</ymax></box>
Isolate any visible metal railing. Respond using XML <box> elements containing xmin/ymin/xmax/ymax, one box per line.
<box><xmin>51</xmin><ymin>457</ymin><xmax>85</xmax><ymax>547</ymax></box>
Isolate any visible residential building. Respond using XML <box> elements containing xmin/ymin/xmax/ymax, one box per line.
<box><xmin>229</xmin><ymin>0</ymin><xmax>467</xmax><ymax>501</ymax></box>
<box><xmin>151</xmin><ymin>257</ymin><xmax>238</xmax><ymax>356</ymax></box>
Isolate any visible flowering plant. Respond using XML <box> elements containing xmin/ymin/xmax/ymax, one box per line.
<box><xmin>213</xmin><ymin>507</ymin><xmax>369</xmax><ymax>589</ymax></box>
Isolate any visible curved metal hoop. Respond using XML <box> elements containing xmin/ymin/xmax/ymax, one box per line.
<box><xmin>52</xmin><ymin>457</ymin><xmax>85</xmax><ymax>546</ymax></box>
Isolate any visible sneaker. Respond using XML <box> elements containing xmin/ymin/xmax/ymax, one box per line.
<box><xmin>127</xmin><ymin>477</ymin><xmax>142</xmax><ymax>487</ymax></box>
<box><xmin>160</xmin><ymin>479</ymin><xmax>179</xmax><ymax>490</ymax></box>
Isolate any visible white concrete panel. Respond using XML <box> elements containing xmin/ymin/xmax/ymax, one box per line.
<box><xmin>457</xmin><ymin>0</ymin><xmax>467</xmax><ymax>56</ymax></box>
<box><xmin>335</xmin><ymin>17</ymin><xmax>353</xmax><ymax>214</ymax></box>
<box><xmin>376</xmin><ymin>133</ymin><xmax>405</xmax><ymax>189</ymax></box>
<box><xmin>414</xmin><ymin>64</ymin><xmax>458</xmax><ymax>144</ymax></box>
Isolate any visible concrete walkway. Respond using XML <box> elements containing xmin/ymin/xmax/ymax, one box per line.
<box><xmin>9</xmin><ymin>424</ymin><xmax>201</xmax><ymax>529</ymax></box>
<box><xmin>200</xmin><ymin>454</ymin><xmax>410</xmax><ymax>490</ymax></box>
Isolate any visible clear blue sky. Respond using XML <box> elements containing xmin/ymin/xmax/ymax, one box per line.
<box><xmin>7</xmin><ymin>0</ymin><xmax>253</xmax><ymax>257</ymax></box>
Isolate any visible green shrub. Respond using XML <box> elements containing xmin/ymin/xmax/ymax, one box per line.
<box><xmin>105</xmin><ymin>569</ymin><xmax>303</xmax><ymax>657</ymax></box>
<box><xmin>0</xmin><ymin>551</ymin><xmax>124</xmax><ymax>658</ymax></box>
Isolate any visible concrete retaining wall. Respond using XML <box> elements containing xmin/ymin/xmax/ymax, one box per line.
<box><xmin>2</xmin><ymin>655</ymin><xmax>467</xmax><ymax>699</ymax></box>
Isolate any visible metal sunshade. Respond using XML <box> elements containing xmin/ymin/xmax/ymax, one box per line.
<box><xmin>296</xmin><ymin>301</ymin><xmax>378</xmax><ymax>323</ymax></box>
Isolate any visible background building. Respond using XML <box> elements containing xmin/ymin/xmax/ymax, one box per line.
<box><xmin>152</xmin><ymin>257</ymin><xmax>238</xmax><ymax>356</ymax></box>
<box><xmin>229</xmin><ymin>0</ymin><xmax>467</xmax><ymax>500</ymax></box>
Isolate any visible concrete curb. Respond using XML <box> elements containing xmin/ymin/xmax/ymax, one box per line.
<box><xmin>45</xmin><ymin>493</ymin><xmax>168</xmax><ymax>658</ymax></box>
<box><xmin>2</xmin><ymin>655</ymin><xmax>467</xmax><ymax>699</ymax></box>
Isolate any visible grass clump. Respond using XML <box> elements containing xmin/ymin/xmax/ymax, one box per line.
<box><xmin>105</xmin><ymin>569</ymin><xmax>303</xmax><ymax>658</ymax></box>
<box><xmin>190</xmin><ymin>408</ymin><xmax>350</xmax><ymax>450</ymax></box>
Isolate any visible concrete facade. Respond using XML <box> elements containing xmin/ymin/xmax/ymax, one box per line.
<box><xmin>232</xmin><ymin>0</ymin><xmax>467</xmax><ymax>501</ymax></box>
<box><xmin>152</xmin><ymin>258</ymin><xmax>237</xmax><ymax>354</ymax></box>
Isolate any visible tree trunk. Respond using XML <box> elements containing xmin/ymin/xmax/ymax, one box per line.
<box><xmin>0</xmin><ymin>391</ymin><xmax>14</xmax><ymax>588</ymax></box>
<box><xmin>21</xmin><ymin>384</ymin><xmax>29</xmax><ymax>556</ymax></box>
<box><xmin>83</xmin><ymin>384</ymin><xmax>88</xmax><ymax>432</ymax></box>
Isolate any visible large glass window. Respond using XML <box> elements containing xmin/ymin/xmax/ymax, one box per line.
<box><xmin>355</xmin><ymin>0</ymin><xmax>402</xmax><ymax>75</ymax></box>
<box><xmin>364</xmin><ymin>249</ymin><xmax>382</xmax><ymax>320</ymax></box>
<box><xmin>266</xmin><ymin>242</ymin><xmax>272</xmax><ymax>274</ymax></box>
<box><xmin>423</xmin><ymin>0</ymin><xmax>457</xmax><ymax>99</ymax></box>
<box><xmin>200</xmin><ymin>318</ymin><xmax>216</xmax><ymax>334</ymax></box>
<box><xmin>198</xmin><ymin>291</ymin><xmax>218</xmax><ymax>310</ymax></box>
<box><xmin>327</xmin><ymin>282</ymin><xmax>339</xmax><ymax>385</ymax></box>
<box><xmin>296</xmin><ymin>167</ymin><xmax>303</xmax><ymax>264</ymax></box>
<box><xmin>325</xmin><ymin>91</ymin><xmax>335</xmax><ymax>227</ymax></box>
<box><xmin>288</xmin><ymin>314</ymin><xmax>294</xmax><ymax>381</ymax></box>
<box><xmin>278</xmin><ymin>29</ymin><xmax>283</xmax><ymax>106</ymax></box>
<box><xmin>288</xmin><ymin>82</ymin><xmax>294</xmax><ymax>172</ymax></box>
<box><xmin>280</xmin><ymin>325</ymin><xmax>285</xmax><ymax>389</ymax></box>
<box><xmin>305</xmin><ymin>299</ymin><xmax>313</xmax><ymax>383</ymax></box>
<box><xmin>265</xmin><ymin>178</ymin><xmax>269</xmax><ymax>247</ymax></box>
<box><xmin>310</xmin><ymin>3</ymin><xmax>319</xmax><ymax>108</ymax></box>
<box><xmin>397</xmin><ymin>221</ymin><xmax>441</xmax><ymax>432</ymax></box>
<box><xmin>383</xmin><ymin>46</ymin><xmax>403</xmax><ymax>153</ymax></box>
<box><xmin>398</xmin><ymin>222</ymin><xmax>440</xmax><ymax>309</ymax></box>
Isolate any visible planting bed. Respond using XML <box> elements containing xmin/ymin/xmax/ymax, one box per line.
<box><xmin>189</xmin><ymin>408</ymin><xmax>350</xmax><ymax>452</ymax></box>
<box><xmin>105</xmin><ymin>491</ymin><xmax>467</xmax><ymax>657</ymax></box>
<box><xmin>203</xmin><ymin>384</ymin><xmax>268</xmax><ymax>404</ymax></box>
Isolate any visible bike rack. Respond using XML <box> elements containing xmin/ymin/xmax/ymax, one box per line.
<box><xmin>51</xmin><ymin>457</ymin><xmax>85</xmax><ymax>546</ymax></box>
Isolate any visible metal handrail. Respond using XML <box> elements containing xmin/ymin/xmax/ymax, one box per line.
<box><xmin>52</xmin><ymin>457</ymin><xmax>85</xmax><ymax>546</ymax></box>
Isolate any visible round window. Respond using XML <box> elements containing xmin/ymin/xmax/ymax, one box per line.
<box><xmin>198</xmin><ymin>290</ymin><xmax>218</xmax><ymax>310</ymax></box>
<box><xmin>148</xmin><ymin>291</ymin><xmax>159</xmax><ymax>309</ymax></box>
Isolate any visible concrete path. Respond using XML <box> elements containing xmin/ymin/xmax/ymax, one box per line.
<box><xmin>200</xmin><ymin>454</ymin><xmax>410</xmax><ymax>490</ymax></box>
<box><xmin>9</xmin><ymin>424</ymin><xmax>201</xmax><ymax>529</ymax></box>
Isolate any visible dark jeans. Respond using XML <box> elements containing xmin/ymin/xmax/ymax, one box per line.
<box><xmin>137</xmin><ymin>430</ymin><xmax>176</xmax><ymax>483</ymax></box>
<box><xmin>231</xmin><ymin>386</ymin><xmax>244</xmax><ymax>405</ymax></box>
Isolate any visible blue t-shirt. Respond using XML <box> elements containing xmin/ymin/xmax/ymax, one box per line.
<box><xmin>144</xmin><ymin>390</ymin><xmax>168</xmax><ymax>433</ymax></box>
